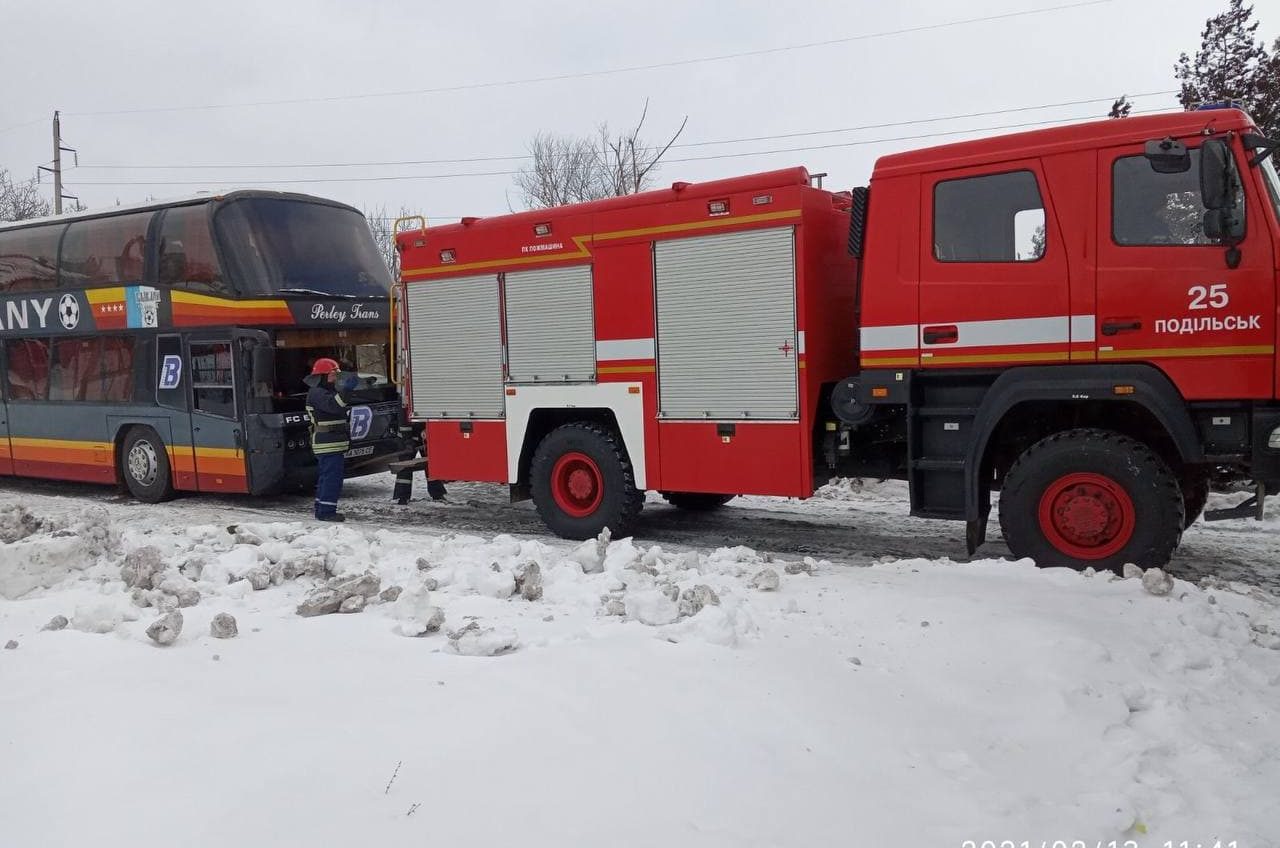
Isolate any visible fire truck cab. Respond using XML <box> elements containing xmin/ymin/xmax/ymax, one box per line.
<box><xmin>398</xmin><ymin>107</ymin><xmax>1280</xmax><ymax>571</ymax></box>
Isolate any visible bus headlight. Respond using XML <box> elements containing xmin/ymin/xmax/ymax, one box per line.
<box><xmin>1270</xmin><ymin>426</ymin><xmax>1280</xmax><ymax>450</ymax></box>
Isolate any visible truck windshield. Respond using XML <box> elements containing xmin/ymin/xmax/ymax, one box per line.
<box><xmin>215</xmin><ymin>198</ymin><xmax>392</xmax><ymax>298</ymax></box>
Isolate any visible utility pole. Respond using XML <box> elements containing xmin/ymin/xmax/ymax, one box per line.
<box><xmin>53</xmin><ymin>111</ymin><xmax>62</xmax><ymax>214</ymax></box>
<box><xmin>38</xmin><ymin>110</ymin><xmax>78</xmax><ymax>214</ymax></box>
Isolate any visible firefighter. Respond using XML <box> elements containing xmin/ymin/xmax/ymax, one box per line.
<box><xmin>391</xmin><ymin>460</ymin><xmax>449</xmax><ymax>505</ymax></box>
<box><xmin>304</xmin><ymin>357</ymin><xmax>354</xmax><ymax>522</ymax></box>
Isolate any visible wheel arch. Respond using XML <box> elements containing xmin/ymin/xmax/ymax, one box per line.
<box><xmin>505</xmin><ymin>383</ymin><xmax>648</xmax><ymax>497</ymax></box>
<box><xmin>966</xmin><ymin>364</ymin><xmax>1200</xmax><ymax>524</ymax></box>
<box><xmin>111</xmin><ymin>418</ymin><xmax>177</xmax><ymax>489</ymax></box>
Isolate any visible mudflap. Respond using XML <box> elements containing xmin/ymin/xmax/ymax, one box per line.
<box><xmin>966</xmin><ymin>514</ymin><xmax>988</xmax><ymax>556</ymax></box>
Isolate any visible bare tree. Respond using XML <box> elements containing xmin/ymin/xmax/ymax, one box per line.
<box><xmin>364</xmin><ymin>205</ymin><xmax>421</xmax><ymax>279</ymax></box>
<box><xmin>515</xmin><ymin>101</ymin><xmax>688</xmax><ymax>209</ymax></box>
<box><xmin>0</xmin><ymin>168</ymin><xmax>52</xmax><ymax>222</ymax></box>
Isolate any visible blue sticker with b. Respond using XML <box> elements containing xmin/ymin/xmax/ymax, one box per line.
<box><xmin>349</xmin><ymin>405</ymin><xmax>373</xmax><ymax>441</ymax></box>
<box><xmin>159</xmin><ymin>355</ymin><xmax>183</xmax><ymax>390</ymax></box>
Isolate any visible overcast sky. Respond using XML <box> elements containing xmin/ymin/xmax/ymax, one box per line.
<box><xmin>1</xmin><ymin>0</ymin><xmax>1273</xmax><ymax>224</ymax></box>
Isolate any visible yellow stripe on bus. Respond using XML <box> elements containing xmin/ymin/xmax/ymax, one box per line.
<box><xmin>85</xmin><ymin>288</ymin><xmax>126</xmax><ymax>305</ymax></box>
<box><xmin>8</xmin><ymin>436</ymin><xmax>112</xmax><ymax>451</ymax></box>
<box><xmin>170</xmin><ymin>290</ymin><xmax>289</xmax><ymax>310</ymax></box>
<box><xmin>9</xmin><ymin>436</ymin><xmax>237</xmax><ymax>458</ymax></box>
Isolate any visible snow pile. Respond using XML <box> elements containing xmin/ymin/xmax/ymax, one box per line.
<box><xmin>0</xmin><ymin>506</ymin><xmax>119</xmax><ymax>600</ymax></box>
<box><xmin>4</xmin><ymin>514</ymin><xmax>779</xmax><ymax>653</ymax></box>
<box><xmin>813</xmin><ymin>476</ymin><xmax>907</xmax><ymax>502</ymax></box>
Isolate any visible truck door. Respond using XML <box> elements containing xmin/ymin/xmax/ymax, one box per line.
<box><xmin>184</xmin><ymin>334</ymin><xmax>250</xmax><ymax>493</ymax></box>
<box><xmin>1095</xmin><ymin>141</ymin><xmax>1275</xmax><ymax>400</ymax></box>
<box><xmin>919</xmin><ymin>160</ymin><xmax>1079</xmax><ymax>366</ymax></box>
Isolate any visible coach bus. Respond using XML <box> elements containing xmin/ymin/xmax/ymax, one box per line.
<box><xmin>0</xmin><ymin>190</ymin><xmax>417</xmax><ymax>501</ymax></box>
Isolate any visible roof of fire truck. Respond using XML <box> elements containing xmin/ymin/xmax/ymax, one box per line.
<box><xmin>873</xmin><ymin>108</ymin><xmax>1256</xmax><ymax>178</ymax></box>
<box><xmin>397</xmin><ymin>167</ymin><xmax>816</xmax><ymax>240</ymax></box>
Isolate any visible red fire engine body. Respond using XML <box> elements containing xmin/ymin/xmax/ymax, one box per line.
<box><xmin>397</xmin><ymin>108</ymin><xmax>1280</xmax><ymax>571</ymax></box>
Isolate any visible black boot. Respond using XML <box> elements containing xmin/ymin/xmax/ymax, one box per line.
<box><xmin>316</xmin><ymin>512</ymin><xmax>346</xmax><ymax>523</ymax></box>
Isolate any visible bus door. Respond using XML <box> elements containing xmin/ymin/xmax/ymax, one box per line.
<box><xmin>183</xmin><ymin>333</ymin><xmax>250</xmax><ymax>493</ymax></box>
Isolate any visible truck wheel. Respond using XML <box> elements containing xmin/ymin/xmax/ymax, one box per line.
<box><xmin>530</xmin><ymin>423</ymin><xmax>643</xmax><ymax>540</ymax></box>
<box><xmin>121</xmin><ymin>426</ymin><xmax>176</xmax><ymax>503</ymax></box>
<box><xmin>1181</xmin><ymin>473</ymin><xmax>1210</xmax><ymax>529</ymax></box>
<box><xmin>998</xmin><ymin>429</ymin><xmax>1182</xmax><ymax>572</ymax></box>
<box><xmin>661</xmin><ymin>492</ymin><xmax>735</xmax><ymax>511</ymax></box>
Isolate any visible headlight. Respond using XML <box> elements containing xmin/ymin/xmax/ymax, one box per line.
<box><xmin>1270</xmin><ymin>426</ymin><xmax>1280</xmax><ymax>450</ymax></box>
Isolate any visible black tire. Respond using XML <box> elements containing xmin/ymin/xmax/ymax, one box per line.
<box><xmin>1180</xmin><ymin>472</ymin><xmax>1210</xmax><ymax>530</ymax></box>
<box><xmin>120</xmin><ymin>426</ymin><xmax>176</xmax><ymax>503</ymax></box>
<box><xmin>530</xmin><ymin>422</ymin><xmax>643</xmax><ymax>540</ymax></box>
<box><xmin>660</xmin><ymin>492</ymin><xmax>735</xmax><ymax>511</ymax></box>
<box><xmin>998</xmin><ymin>428</ymin><xmax>1183</xmax><ymax>572</ymax></box>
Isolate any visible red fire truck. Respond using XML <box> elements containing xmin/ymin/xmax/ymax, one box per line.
<box><xmin>396</xmin><ymin>107</ymin><xmax>1280</xmax><ymax>571</ymax></box>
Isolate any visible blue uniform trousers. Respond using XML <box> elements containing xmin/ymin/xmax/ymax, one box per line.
<box><xmin>314</xmin><ymin>452</ymin><xmax>345</xmax><ymax>518</ymax></box>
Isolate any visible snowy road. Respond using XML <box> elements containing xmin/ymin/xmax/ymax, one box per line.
<box><xmin>2</xmin><ymin>473</ymin><xmax>1277</xmax><ymax>592</ymax></box>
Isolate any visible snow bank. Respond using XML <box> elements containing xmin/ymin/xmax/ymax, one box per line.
<box><xmin>0</xmin><ymin>506</ymin><xmax>119</xmax><ymax>599</ymax></box>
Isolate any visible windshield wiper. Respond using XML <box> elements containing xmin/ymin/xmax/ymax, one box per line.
<box><xmin>277</xmin><ymin>287</ymin><xmax>359</xmax><ymax>299</ymax></box>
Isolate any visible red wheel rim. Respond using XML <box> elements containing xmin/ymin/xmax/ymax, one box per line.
<box><xmin>551</xmin><ymin>452</ymin><xmax>604</xmax><ymax>518</ymax></box>
<box><xmin>1036</xmin><ymin>472</ymin><xmax>1136</xmax><ymax>560</ymax></box>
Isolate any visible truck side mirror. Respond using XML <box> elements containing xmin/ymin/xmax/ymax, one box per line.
<box><xmin>1144</xmin><ymin>137</ymin><xmax>1190</xmax><ymax>174</ymax></box>
<box><xmin>1199</xmin><ymin>139</ymin><xmax>1237</xmax><ymax>210</ymax></box>
<box><xmin>1200</xmin><ymin>139</ymin><xmax>1245</xmax><ymax>246</ymax></box>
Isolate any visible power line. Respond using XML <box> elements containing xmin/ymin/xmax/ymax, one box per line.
<box><xmin>65</xmin><ymin>0</ymin><xmax>1110</xmax><ymax>118</ymax></box>
<box><xmin>61</xmin><ymin>107</ymin><xmax>1164</xmax><ymax>187</ymax></box>
<box><xmin>72</xmin><ymin>89</ymin><xmax>1178</xmax><ymax>172</ymax></box>
<box><xmin>0</xmin><ymin>117</ymin><xmax>47</xmax><ymax>137</ymax></box>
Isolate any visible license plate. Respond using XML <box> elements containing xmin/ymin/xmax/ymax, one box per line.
<box><xmin>344</xmin><ymin>445</ymin><xmax>375</xmax><ymax>458</ymax></box>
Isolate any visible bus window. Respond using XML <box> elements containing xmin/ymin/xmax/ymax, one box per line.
<box><xmin>215</xmin><ymin>199</ymin><xmax>391</xmax><ymax>298</ymax></box>
<box><xmin>0</xmin><ymin>225</ymin><xmax>62</xmax><ymax>292</ymax></box>
<box><xmin>6</xmin><ymin>339</ymin><xmax>50</xmax><ymax>400</ymax></box>
<box><xmin>157</xmin><ymin>205</ymin><xmax>226</xmax><ymax>293</ymax></box>
<box><xmin>50</xmin><ymin>338</ymin><xmax>105</xmax><ymax>402</ymax></box>
<box><xmin>102</xmin><ymin>337</ymin><xmax>136</xmax><ymax>402</ymax></box>
<box><xmin>60</xmin><ymin>212</ymin><xmax>154</xmax><ymax>287</ymax></box>
<box><xmin>190</xmin><ymin>341</ymin><xmax>235</xmax><ymax>417</ymax></box>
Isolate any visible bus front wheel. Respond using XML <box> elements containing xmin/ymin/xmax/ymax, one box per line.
<box><xmin>121</xmin><ymin>427</ymin><xmax>177</xmax><ymax>503</ymax></box>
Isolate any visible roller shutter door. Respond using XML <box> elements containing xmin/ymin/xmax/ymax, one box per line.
<box><xmin>404</xmin><ymin>275</ymin><xmax>504</xmax><ymax>419</ymax></box>
<box><xmin>504</xmin><ymin>265</ymin><xmax>595</xmax><ymax>382</ymax></box>
<box><xmin>654</xmin><ymin>227</ymin><xmax>797</xmax><ymax>419</ymax></box>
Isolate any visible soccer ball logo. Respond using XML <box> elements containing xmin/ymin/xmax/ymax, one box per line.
<box><xmin>58</xmin><ymin>294</ymin><xmax>80</xmax><ymax>330</ymax></box>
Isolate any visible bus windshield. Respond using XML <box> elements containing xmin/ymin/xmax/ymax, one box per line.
<box><xmin>216</xmin><ymin>198</ymin><xmax>392</xmax><ymax>298</ymax></box>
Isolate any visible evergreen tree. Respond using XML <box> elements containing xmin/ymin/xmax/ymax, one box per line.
<box><xmin>1108</xmin><ymin>95</ymin><xmax>1133</xmax><ymax>118</ymax></box>
<box><xmin>1174</xmin><ymin>0</ymin><xmax>1278</xmax><ymax>136</ymax></box>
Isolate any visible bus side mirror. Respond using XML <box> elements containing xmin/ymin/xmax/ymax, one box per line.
<box><xmin>1144</xmin><ymin>137</ymin><xmax>1190</xmax><ymax>174</ymax></box>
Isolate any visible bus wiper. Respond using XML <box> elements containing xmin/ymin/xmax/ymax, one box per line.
<box><xmin>277</xmin><ymin>287</ymin><xmax>359</xmax><ymax>299</ymax></box>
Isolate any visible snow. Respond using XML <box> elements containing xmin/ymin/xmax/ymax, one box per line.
<box><xmin>2</xmin><ymin>477</ymin><xmax>1280</xmax><ymax>846</ymax></box>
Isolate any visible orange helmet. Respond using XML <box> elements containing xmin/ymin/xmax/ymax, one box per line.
<box><xmin>310</xmin><ymin>357</ymin><xmax>341</xmax><ymax>376</ymax></box>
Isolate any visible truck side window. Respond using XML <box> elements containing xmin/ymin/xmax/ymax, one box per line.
<box><xmin>933</xmin><ymin>170</ymin><xmax>1045</xmax><ymax>262</ymax></box>
<box><xmin>1112</xmin><ymin>150</ymin><xmax>1240</xmax><ymax>246</ymax></box>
